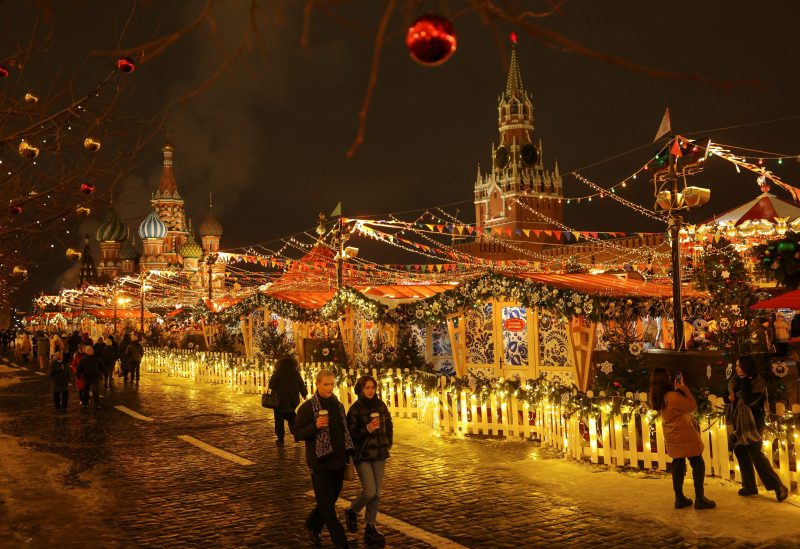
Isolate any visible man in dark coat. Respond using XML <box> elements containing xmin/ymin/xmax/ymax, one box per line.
<box><xmin>125</xmin><ymin>334</ymin><xmax>144</xmax><ymax>385</ymax></box>
<box><xmin>99</xmin><ymin>336</ymin><xmax>118</xmax><ymax>391</ymax></box>
<box><xmin>76</xmin><ymin>345</ymin><xmax>102</xmax><ymax>409</ymax></box>
<box><xmin>66</xmin><ymin>330</ymin><xmax>81</xmax><ymax>364</ymax></box>
<box><xmin>267</xmin><ymin>356</ymin><xmax>308</xmax><ymax>446</ymax></box>
<box><xmin>294</xmin><ymin>370</ymin><xmax>353</xmax><ymax>549</ymax></box>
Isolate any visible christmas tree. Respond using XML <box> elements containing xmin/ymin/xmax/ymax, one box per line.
<box><xmin>393</xmin><ymin>329</ymin><xmax>431</xmax><ymax>371</ymax></box>
<box><xmin>256</xmin><ymin>322</ymin><xmax>296</xmax><ymax>360</ymax></box>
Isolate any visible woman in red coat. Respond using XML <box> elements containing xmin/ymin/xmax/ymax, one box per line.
<box><xmin>649</xmin><ymin>368</ymin><xmax>716</xmax><ymax>510</ymax></box>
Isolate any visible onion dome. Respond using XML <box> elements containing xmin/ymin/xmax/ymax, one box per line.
<box><xmin>96</xmin><ymin>209</ymin><xmax>127</xmax><ymax>242</ymax></box>
<box><xmin>138</xmin><ymin>211</ymin><xmax>167</xmax><ymax>239</ymax></box>
<box><xmin>198</xmin><ymin>208</ymin><xmax>223</xmax><ymax>237</ymax></box>
<box><xmin>120</xmin><ymin>236</ymin><xmax>140</xmax><ymax>261</ymax></box>
<box><xmin>179</xmin><ymin>232</ymin><xmax>202</xmax><ymax>259</ymax></box>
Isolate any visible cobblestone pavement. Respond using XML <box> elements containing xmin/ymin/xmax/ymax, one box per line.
<box><xmin>1</xmin><ymin>356</ymin><xmax>798</xmax><ymax>549</ymax></box>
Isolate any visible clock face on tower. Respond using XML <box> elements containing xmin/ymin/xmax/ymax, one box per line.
<box><xmin>521</xmin><ymin>143</ymin><xmax>539</xmax><ymax>166</ymax></box>
<box><xmin>495</xmin><ymin>146</ymin><xmax>510</xmax><ymax>169</ymax></box>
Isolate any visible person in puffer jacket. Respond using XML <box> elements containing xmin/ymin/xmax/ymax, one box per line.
<box><xmin>344</xmin><ymin>375</ymin><xmax>393</xmax><ymax>547</ymax></box>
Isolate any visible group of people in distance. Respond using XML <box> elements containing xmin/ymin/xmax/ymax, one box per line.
<box><xmin>268</xmin><ymin>357</ymin><xmax>392</xmax><ymax>549</ymax></box>
<box><xmin>31</xmin><ymin>330</ymin><xmax>145</xmax><ymax>412</ymax></box>
<box><xmin>650</xmin><ymin>356</ymin><xmax>789</xmax><ymax>510</ymax></box>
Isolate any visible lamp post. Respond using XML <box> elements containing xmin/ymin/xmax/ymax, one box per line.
<box><xmin>206</xmin><ymin>252</ymin><xmax>219</xmax><ymax>302</ymax></box>
<box><xmin>112</xmin><ymin>281</ymin><xmax>118</xmax><ymax>334</ymax></box>
<box><xmin>139</xmin><ymin>270</ymin><xmax>146</xmax><ymax>334</ymax></box>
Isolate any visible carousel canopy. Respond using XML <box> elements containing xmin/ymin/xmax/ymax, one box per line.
<box><xmin>707</xmin><ymin>192</ymin><xmax>800</xmax><ymax>226</ymax></box>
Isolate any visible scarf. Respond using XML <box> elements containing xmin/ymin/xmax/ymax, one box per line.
<box><xmin>357</xmin><ymin>394</ymin><xmax>380</xmax><ymax>411</ymax></box>
<box><xmin>733</xmin><ymin>398</ymin><xmax>762</xmax><ymax>445</ymax></box>
<box><xmin>311</xmin><ymin>393</ymin><xmax>354</xmax><ymax>459</ymax></box>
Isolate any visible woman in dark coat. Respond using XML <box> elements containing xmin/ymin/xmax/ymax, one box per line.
<box><xmin>344</xmin><ymin>375</ymin><xmax>393</xmax><ymax>546</ymax></box>
<box><xmin>267</xmin><ymin>356</ymin><xmax>308</xmax><ymax>445</ymax></box>
<box><xmin>649</xmin><ymin>368</ymin><xmax>715</xmax><ymax>510</ymax></box>
<box><xmin>48</xmin><ymin>349</ymin><xmax>70</xmax><ymax>412</ymax></box>
<box><xmin>728</xmin><ymin>356</ymin><xmax>789</xmax><ymax>502</ymax></box>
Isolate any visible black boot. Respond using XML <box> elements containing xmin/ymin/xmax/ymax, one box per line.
<box><xmin>690</xmin><ymin>457</ymin><xmax>715</xmax><ymax>509</ymax></box>
<box><xmin>344</xmin><ymin>508</ymin><xmax>358</xmax><ymax>533</ymax></box>
<box><xmin>364</xmin><ymin>524</ymin><xmax>385</xmax><ymax>546</ymax></box>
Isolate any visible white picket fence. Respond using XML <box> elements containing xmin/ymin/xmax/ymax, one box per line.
<box><xmin>143</xmin><ymin>348</ymin><xmax>799</xmax><ymax>494</ymax></box>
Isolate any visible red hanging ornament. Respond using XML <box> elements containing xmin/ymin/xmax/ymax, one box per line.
<box><xmin>80</xmin><ymin>183</ymin><xmax>95</xmax><ymax>195</ymax></box>
<box><xmin>9</xmin><ymin>205</ymin><xmax>22</xmax><ymax>215</ymax></box>
<box><xmin>406</xmin><ymin>14</ymin><xmax>457</xmax><ymax>67</ymax></box>
<box><xmin>0</xmin><ymin>65</ymin><xmax>8</xmax><ymax>78</ymax></box>
<box><xmin>116</xmin><ymin>57</ymin><xmax>135</xmax><ymax>73</ymax></box>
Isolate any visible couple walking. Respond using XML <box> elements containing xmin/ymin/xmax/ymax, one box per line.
<box><xmin>271</xmin><ymin>359</ymin><xmax>392</xmax><ymax>548</ymax></box>
<box><xmin>650</xmin><ymin>355</ymin><xmax>788</xmax><ymax>510</ymax></box>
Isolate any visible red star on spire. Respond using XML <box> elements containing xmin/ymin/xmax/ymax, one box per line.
<box><xmin>510</xmin><ymin>32</ymin><xmax>518</xmax><ymax>44</ymax></box>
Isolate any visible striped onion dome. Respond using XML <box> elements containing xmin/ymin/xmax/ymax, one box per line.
<box><xmin>96</xmin><ymin>209</ymin><xmax>127</xmax><ymax>242</ymax></box>
<box><xmin>119</xmin><ymin>237</ymin><xmax>140</xmax><ymax>260</ymax></box>
<box><xmin>138</xmin><ymin>211</ymin><xmax>167</xmax><ymax>239</ymax></box>
<box><xmin>198</xmin><ymin>209</ymin><xmax>223</xmax><ymax>237</ymax></box>
<box><xmin>179</xmin><ymin>232</ymin><xmax>203</xmax><ymax>259</ymax></box>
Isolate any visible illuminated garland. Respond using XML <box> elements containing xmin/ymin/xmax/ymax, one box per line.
<box><xmin>214</xmin><ymin>292</ymin><xmax>311</xmax><ymax>323</ymax></box>
<box><xmin>394</xmin><ymin>272</ymin><xmax>704</xmax><ymax>325</ymax></box>
<box><xmin>319</xmin><ymin>286</ymin><xmax>387</xmax><ymax>321</ymax></box>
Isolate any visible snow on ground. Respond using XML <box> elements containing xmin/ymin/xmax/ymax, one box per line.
<box><xmin>0</xmin><ymin>364</ymin><xmax>23</xmax><ymax>388</ymax></box>
<box><xmin>506</xmin><ymin>453</ymin><xmax>800</xmax><ymax>545</ymax></box>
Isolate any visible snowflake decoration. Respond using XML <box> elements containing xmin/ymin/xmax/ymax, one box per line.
<box><xmin>188</xmin><ymin>342</ymin><xmax>194</xmax><ymax>349</ymax></box>
<box><xmin>375</xmin><ymin>353</ymin><xmax>385</xmax><ymax>363</ymax></box>
<box><xmin>571</xmin><ymin>294</ymin><xmax>582</xmax><ymax>304</ymax></box>
<box><xmin>772</xmin><ymin>362</ymin><xmax>789</xmax><ymax>378</ymax></box>
<box><xmin>731</xmin><ymin>305</ymin><xmax>740</xmax><ymax>316</ymax></box>
<box><xmin>415</xmin><ymin>309</ymin><xmax>425</xmax><ymax>319</ymax></box>
<box><xmin>628</xmin><ymin>342</ymin><xmax>643</xmax><ymax>356</ymax></box>
<box><xmin>721</xmin><ymin>270</ymin><xmax>730</xmax><ymax>279</ymax></box>
<box><xmin>725</xmin><ymin>363</ymin><xmax>733</xmax><ymax>379</ymax></box>
<box><xmin>322</xmin><ymin>348</ymin><xmax>330</xmax><ymax>357</ymax></box>
<box><xmin>599</xmin><ymin>361</ymin><xmax>614</xmax><ymax>375</ymax></box>
<box><xmin>719</xmin><ymin>318</ymin><xmax>730</xmax><ymax>330</ymax></box>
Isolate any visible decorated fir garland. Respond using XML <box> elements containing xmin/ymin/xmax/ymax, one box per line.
<box><xmin>319</xmin><ymin>286</ymin><xmax>387</xmax><ymax>321</ymax></box>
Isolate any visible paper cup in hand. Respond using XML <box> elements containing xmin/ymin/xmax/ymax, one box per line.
<box><xmin>370</xmin><ymin>412</ymin><xmax>380</xmax><ymax>429</ymax></box>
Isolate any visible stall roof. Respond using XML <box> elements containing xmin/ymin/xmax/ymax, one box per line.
<box><xmin>705</xmin><ymin>192</ymin><xmax>800</xmax><ymax>226</ymax></box>
<box><xmin>751</xmin><ymin>289</ymin><xmax>800</xmax><ymax>310</ymax></box>
<box><xmin>85</xmin><ymin>309</ymin><xmax>157</xmax><ymax>319</ymax></box>
<box><xmin>508</xmin><ymin>272</ymin><xmax>703</xmax><ymax>299</ymax></box>
<box><xmin>267</xmin><ymin>284</ymin><xmax>456</xmax><ymax>309</ymax></box>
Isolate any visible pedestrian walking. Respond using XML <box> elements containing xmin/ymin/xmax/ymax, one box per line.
<box><xmin>773</xmin><ymin>313</ymin><xmax>790</xmax><ymax>356</ymax></box>
<box><xmin>118</xmin><ymin>332</ymin><xmax>131</xmax><ymax>381</ymax></box>
<box><xmin>66</xmin><ymin>329</ymin><xmax>81</xmax><ymax>364</ymax></box>
<box><xmin>36</xmin><ymin>331</ymin><xmax>50</xmax><ymax>370</ymax></box>
<box><xmin>728</xmin><ymin>356</ymin><xmax>789</xmax><ymax>502</ymax></box>
<box><xmin>99</xmin><ymin>335</ymin><xmax>117</xmax><ymax>391</ymax></box>
<box><xmin>125</xmin><ymin>334</ymin><xmax>144</xmax><ymax>385</ymax></box>
<box><xmin>649</xmin><ymin>368</ymin><xmax>716</xmax><ymax>510</ymax></box>
<box><xmin>345</xmin><ymin>375</ymin><xmax>392</xmax><ymax>546</ymax></box>
<box><xmin>267</xmin><ymin>356</ymin><xmax>308</xmax><ymax>446</ymax></box>
<box><xmin>76</xmin><ymin>345</ymin><xmax>102</xmax><ymax>410</ymax></box>
<box><xmin>18</xmin><ymin>333</ymin><xmax>32</xmax><ymax>363</ymax></box>
<box><xmin>49</xmin><ymin>349</ymin><xmax>70</xmax><ymax>412</ymax></box>
<box><xmin>294</xmin><ymin>370</ymin><xmax>354</xmax><ymax>549</ymax></box>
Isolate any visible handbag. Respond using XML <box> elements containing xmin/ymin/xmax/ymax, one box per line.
<box><xmin>343</xmin><ymin>457</ymin><xmax>356</xmax><ymax>482</ymax></box>
<box><xmin>261</xmin><ymin>390</ymin><xmax>280</xmax><ymax>409</ymax></box>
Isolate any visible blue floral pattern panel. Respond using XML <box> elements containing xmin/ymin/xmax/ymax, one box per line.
<box><xmin>538</xmin><ymin>313</ymin><xmax>574</xmax><ymax>370</ymax></box>
<box><xmin>353</xmin><ymin>311</ymin><xmax>363</xmax><ymax>363</ymax></box>
<box><xmin>431</xmin><ymin>322</ymin><xmax>452</xmax><ymax>357</ymax></box>
<box><xmin>465</xmin><ymin>303</ymin><xmax>494</xmax><ymax>365</ymax></box>
<box><xmin>433</xmin><ymin>358</ymin><xmax>456</xmax><ymax>377</ymax></box>
<box><xmin>501</xmin><ymin>306</ymin><xmax>528</xmax><ymax>366</ymax></box>
<box><xmin>410</xmin><ymin>325</ymin><xmax>426</xmax><ymax>356</ymax></box>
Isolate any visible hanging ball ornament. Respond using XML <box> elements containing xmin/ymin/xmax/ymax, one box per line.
<box><xmin>116</xmin><ymin>57</ymin><xmax>135</xmax><ymax>73</ymax></box>
<box><xmin>24</xmin><ymin>92</ymin><xmax>39</xmax><ymax>104</ymax></box>
<box><xmin>776</xmin><ymin>240</ymin><xmax>797</xmax><ymax>255</ymax></box>
<box><xmin>406</xmin><ymin>14</ymin><xmax>457</xmax><ymax>67</ymax></box>
<box><xmin>18</xmin><ymin>139</ymin><xmax>40</xmax><ymax>159</ymax></box>
<box><xmin>9</xmin><ymin>205</ymin><xmax>23</xmax><ymax>215</ymax></box>
<box><xmin>0</xmin><ymin>64</ymin><xmax>9</xmax><ymax>78</ymax></box>
<box><xmin>75</xmin><ymin>206</ymin><xmax>91</xmax><ymax>216</ymax></box>
<box><xmin>80</xmin><ymin>183</ymin><xmax>95</xmax><ymax>195</ymax></box>
<box><xmin>83</xmin><ymin>138</ymin><xmax>101</xmax><ymax>152</ymax></box>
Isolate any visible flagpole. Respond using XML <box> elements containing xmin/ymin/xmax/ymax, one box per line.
<box><xmin>669</xmin><ymin>146</ymin><xmax>684</xmax><ymax>351</ymax></box>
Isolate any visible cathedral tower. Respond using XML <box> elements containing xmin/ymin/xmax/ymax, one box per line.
<box><xmin>151</xmin><ymin>140</ymin><xmax>188</xmax><ymax>268</ymax></box>
<box><xmin>473</xmin><ymin>37</ymin><xmax>563</xmax><ymax>250</ymax></box>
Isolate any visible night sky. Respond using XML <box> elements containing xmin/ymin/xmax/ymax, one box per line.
<box><xmin>10</xmin><ymin>1</ymin><xmax>800</xmax><ymax>304</ymax></box>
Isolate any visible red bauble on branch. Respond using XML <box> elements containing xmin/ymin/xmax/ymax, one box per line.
<box><xmin>0</xmin><ymin>65</ymin><xmax>8</xmax><ymax>78</ymax></box>
<box><xmin>406</xmin><ymin>14</ymin><xmax>457</xmax><ymax>67</ymax></box>
<box><xmin>80</xmin><ymin>183</ymin><xmax>95</xmax><ymax>195</ymax></box>
<box><xmin>9</xmin><ymin>205</ymin><xmax>22</xmax><ymax>215</ymax></box>
<box><xmin>116</xmin><ymin>57</ymin><xmax>135</xmax><ymax>73</ymax></box>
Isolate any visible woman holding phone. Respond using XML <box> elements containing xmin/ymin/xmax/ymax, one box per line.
<box><xmin>649</xmin><ymin>368</ymin><xmax>716</xmax><ymax>510</ymax></box>
<box><xmin>344</xmin><ymin>375</ymin><xmax>393</xmax><ymax>547</ymax></box>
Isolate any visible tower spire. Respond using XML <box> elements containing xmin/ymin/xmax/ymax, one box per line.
<box><xmin>505</xmin><ymin>33</ymin><xmax>525</xmax><ymax>98</ymax></box>
<box><xmin>157</xmin><ymin>137</ymin><xmax>179</xmax><ymax>197</ymax></box>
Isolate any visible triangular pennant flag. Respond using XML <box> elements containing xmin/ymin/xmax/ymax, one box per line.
<box><xmin>654</xmin><ymin>108</ymin><xmax>671</xmax><ymax>142</ymax></box>
<box><xmin>533</xmin><ymin>230</ymin><xmax>541</xmax><ymax>238</ymax></box>
<box><xmin>436</xmin><ymin>225</ymin><xmax>445</xmax><ymax>232</ymax></box>
<box><xmin>555</xmin><ymin>231</ymin><xmax>562</xmax><ymax>241</ymax></box>
<box><xmin>467</xmin><ymin>226</ymin><xmax>475</xmax><ymax>234</ymax></box>
<box><xmin>505</xmin><ymin>228</ymin><xmax>512</xmax><ymax>237</ymax></box>
<box><xmin>513</xmin><ymin>228</ymin><xmax>521</xmax><ymax>235</ymax></box>
<box><xmin>670</xmin><ymin>137</ymin><xmax>683</xmax><ymax>158</ymax></box>
<box><xmin>457</xmin><ymin>225</ymin><xmax>465</xmax><ymax>235</ymax></box>
<box><xmin>426</xmin><ymin>224</ymin><xmax>435</xmax><ymax>231</ymax></box>
<box><xmin>544</xmin><ymin>230</ymin><xmax>553</xmax><ymax>237</ymax></box>
<box><xmin>572</xmin><ymin>231</ymin><xmax>581</xmax><ymax>241</ymax></box>
<box><xmin>522</xmin><ymin>229</ymin><xmax>531</xmax><ymax>238</ymax></box>
<box><xmin>589</xmin><ymin>232</ymin><xmax>598</xmax><ymax>239</ymax></box>
<box><xmin>330</xmin><ymin>201</ymin><xmax>342</xmax><ymax>217</ymax></box>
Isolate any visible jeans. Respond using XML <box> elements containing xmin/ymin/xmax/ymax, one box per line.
<box><xmin>53</xmin><ymin>390</ymin><xmax>68</xmax><ymax>410</ymax></box>
<box><xmin>130</xmin><ymin>361</ymin><xmax>141</xmax><ymax>382</ymax></box>
<box><xmin>273</xmin><ymin>410</ymin><xmax>296</xmax><ymax>442</ymax></box>
<box><xmin>79</xmin><ymin>378</ymin><xmax>100</xmax><ymax>407</ymax></box>
<box><xmin>734</xmin><ymin>441</ymin><xmax>783</xmax><ymax>491</ymax></box>
<box><xmin>306</xmin><ymin>468</ymin><xmax>347</xmax><ymax>546</ymax></box>
<box><xmin>351</xmin><ymin>460</ymin><xmax>386</xmax><ymax>524</ymax></box>
<box><xmin>671</xmin><ymin>455</ymin><xmax>705</xmax><ymax>498</ymax></box>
